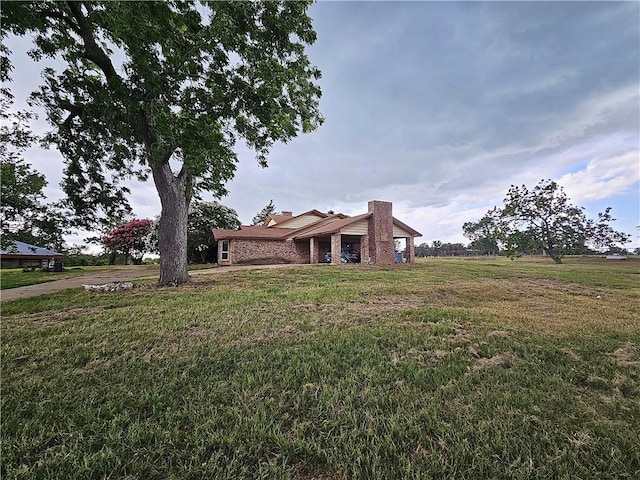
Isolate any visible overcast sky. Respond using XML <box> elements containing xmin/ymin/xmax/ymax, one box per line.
<box><xmin>5</xmin><ymin>1</ymin><xmax>640</xmax><ymax>249</ymax></box>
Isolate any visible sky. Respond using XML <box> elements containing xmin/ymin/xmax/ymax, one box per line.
<box><xmin>4</xmin><ymin>1</ymin><xmax>640</xmax><ymax>250</ymax></box>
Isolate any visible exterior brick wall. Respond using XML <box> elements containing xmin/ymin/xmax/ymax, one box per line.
<box><xmin>367</xmin><ymin>200</ymin><xmax>394</xmax><ymax>265</ymax></box>
<box><xmin>228</xmin><ymin>239</ymin><xmax>310</xmax><ymax>265</ymax></box>
<box><xmin>330</xmin><ymin>233</ymin><xmax>341</xmax><ymax>265</ymax></box>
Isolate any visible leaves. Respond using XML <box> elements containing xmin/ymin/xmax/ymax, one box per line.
<box><xmin>4</xmin><ymin>0</ymin><xmax>323</xmax><ymax>283</ymax></box>
<box><xmin>187</xmin><ymin>200</ymin><xmax>240</xmax><ymax>262</ymax></box>
<box><xmin>102</xmin><ymin>219</ymin><xmax>152</xmax><ymax>264</ymax></box>
<box><xmin>0</xmin><ymin>78</ymin><xmax>67</xmax><ymax>250</ymax></box>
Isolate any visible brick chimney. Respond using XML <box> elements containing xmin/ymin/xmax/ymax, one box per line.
<box><xmin>367</xmin><ymin>200</ymin><xmax>394</xmax><ymax>265</ymax></box>
<box><xmin>281</xmin><ymin>211</ymin><xmax>293</xmax><ymax>217</ymax></box>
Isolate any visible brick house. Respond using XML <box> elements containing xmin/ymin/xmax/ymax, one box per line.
<box><xmin>211</xmin><ymin>200</ymin><xmax>421</xmax><ymax>266</ymax></box>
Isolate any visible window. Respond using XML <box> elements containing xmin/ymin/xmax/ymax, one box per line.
<box><xmin>220</xmin><ymin>240</ymin><xmax>229</xmax><ymax>260</ymax></box>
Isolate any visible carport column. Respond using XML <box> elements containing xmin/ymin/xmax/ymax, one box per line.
<box><xmin>310</xmin><ymin>237</ymin><xmax>320</xmax><ymax>264</ymax></box>
<box><xmin>361</xmin><ymin>234</ymin><xmax>370</xmax><ymax>264</ymax></box>
<box><xmin>331</xmin><ymin>233</ymin><xmax>341</xmax><ymax>265</ymax></box>
<box><xmin>405</xmin><ymin>236</ymin><xmax>415</xmax><ymax>263</ymax></box>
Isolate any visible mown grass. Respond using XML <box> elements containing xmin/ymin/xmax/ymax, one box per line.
<box><xmin>0</xmin><ymin>263</ymin><xmax>220</xmax><ymax>291</ymax></box>
<box><xmin>0</xmin><ymin>267</ymin><xmax>92</xmax><ymax>290</ymax></box>
<box><xmin>0</xmin><ymin>265</ymin><xmax>153</xmax><ymax>291</ymax></box>
<box><xmin>2</xmin><ymin>257</ymin><xmax>639</xmax><ymax>479</ymax></box>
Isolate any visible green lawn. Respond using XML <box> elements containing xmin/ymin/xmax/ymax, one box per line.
<box><xmin>2</xmin><ymin>257</ymin><xmax>639</xmax><ymax>479</ymax></box>
<box><xmin>0</xmin><ymin>264</ymin><xmax>221</xmax><ymax>290</ymax></box>
<box><xmin>1</xmin><ymin>266</ymin><xmax>116</xmax><ymax>290</ymax></box>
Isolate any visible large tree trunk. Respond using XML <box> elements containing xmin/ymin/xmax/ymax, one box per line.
<box><xmin>544</xmin><ymin>249</ymin><xmax>563</xmax><ymax>264</ymax></box>
<box><xmin>151</xmin><ymin>161</ymin><xmax>190</xmax><ymax>286</ymax></box>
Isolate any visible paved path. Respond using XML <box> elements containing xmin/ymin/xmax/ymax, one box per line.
<box><xmin>1</xmin><ymin>264</ymin><xmax>320</xmax><ymax>302</ymax></box>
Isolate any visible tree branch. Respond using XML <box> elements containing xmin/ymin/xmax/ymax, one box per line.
<box><xmin>66</xmin><ymin>1</ymin><xmax>120</xmax><ymax>84</ymax></box>
<box><xmin>41</xmin><ymin>9</ymin><xmax>81</xmax><ymax>35</ymax></box>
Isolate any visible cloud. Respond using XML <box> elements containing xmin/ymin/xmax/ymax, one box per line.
<box><xmin>4</xmin><ymin>1</ymin><xmax>639</xmax><ymax>248</ymax></box>
<box><xmin>559</xmin><ymin>151</ymin><xmax>640</xmax><ymax>203</ymax></box>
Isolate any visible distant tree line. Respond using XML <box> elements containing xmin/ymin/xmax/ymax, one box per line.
<box><xmin>413</xmin><ymin>241</ymin><xmax>635</xmax><ymax>258</ymax></box>
<box><xmin>414</xmin><ymin>242</ymin><xmax>477</xmax><ymax>257</ymax></box>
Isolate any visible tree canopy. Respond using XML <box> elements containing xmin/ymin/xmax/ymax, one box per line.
<box><xmin>187</xmin><ymin>200</ymin><xmax>240</xmax><ymax>263</ymax></box>
<box><xmin>2</xmin><ymin>1</ymin><xmax>323</xmax><ymax>285</ymax></box>
<box><xmin>102</xmin><ymin>219</ymin><xmax>152</xmax><ymax>265</ymax></box>
<box><xmin>462</xmin><ymin>213</ymin><xmax>500</xmax><ymax>256</ymax></box>
<box><xmin>465</xmin><ymin>179</ymin><xmax>630</xmax><ymax>263</ymax></box>
<box><xmin>0</xmin><ymin>53</ymin><xmax>67</xmax><ymax>250</ymax></box>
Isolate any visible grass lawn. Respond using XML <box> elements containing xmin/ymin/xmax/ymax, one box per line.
<box><xmin>0</xmin><ymin>265</ymin><xmax>150</xmax><ymax>291</ymax></box>
<box><xmin>1</xmin><ymin>267</ymin><xmax>93</xmax><ymax>290</ymax></box>
<box><xmin>0</xmin><ymin>264</ymin><xmax>221</xmax><ymax>291</ymax></box>
<box><xmin>2</xmin><ymin>257</ymin><xmax>639</xmax><ymax>479</ymax></box>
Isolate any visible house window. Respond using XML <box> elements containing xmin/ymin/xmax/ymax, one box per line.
<box><xmin>220</xmin><ymin>240</ymin><xmax>229</xmax><ymax>261</ymax></box>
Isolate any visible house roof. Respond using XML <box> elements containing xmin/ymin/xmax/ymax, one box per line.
<box><xmin>0</xmin><ymin>241</ymin><xmax>64</xmax><ymax>258</ymax></box>
<box><xmin>212</xmin><ymin>207</ymin><xmax>422</xmax><ymax>242</ymax></box>
<box><xmin>212</xmin><ymin>225</ymin><xmax>295</xmax><ymax>241</ymax></box>
<box><xmin>281</xmin><ymin>213</ymin><xmax>349</xmax><ymax>239</ymax></box>
<box><xmin>264</xmin><ymin>213</ymin><xmax>292</xmax><ymax>226</ymax></box>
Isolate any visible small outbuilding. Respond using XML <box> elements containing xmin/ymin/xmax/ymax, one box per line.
<box><xmin>212</xmin><ymin>200</ymin><xmax>422</xmax><ymax>266</ymax></box>
<box><xmin>0</xmin><ymin>241</ymin><xmax>65</xmax><ymax>270</ymax></box>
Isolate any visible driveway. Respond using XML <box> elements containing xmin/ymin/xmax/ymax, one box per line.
<box><xmin>1</xmin><ymin>263</ymin><xmax>321</xmax><ymax>302</ymax></box>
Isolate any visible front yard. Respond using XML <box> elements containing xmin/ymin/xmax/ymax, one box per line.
<box><xmin>2</xmin><ymin>257</ymin><xmax>639</xmax><ymax>479</ymax></box>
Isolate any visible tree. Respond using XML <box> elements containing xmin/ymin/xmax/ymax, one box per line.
<box><xmin>3</xmin><ymin>1</ymin><xmax>323</xmax><ymax>285</ymax></box>
<box><xmin>0</xmin><ymin>157</ymin><xmax>67</xmax><ymax>251</ymax></box>
<box><xmin>463</xmin><ymin>213</ymin><xmax>500</xmax><ymax>255</ymax></box>
<box><xmin>187</xmin><ymin>200</ymin><xmax>240</xmax><ymax>263</ymax></box>
<box><xmin>251</xmin><ymin>200</ymin><xmax>277</xmax><ymax>226</ymax></box>
<box><xmin>470</xmin><ymin>179</ymin><xmax>630</xmax><ymax>263</ymax></box>
<box><xmin>102</xmin><ymin>219</ymin><xmax>152</xmax><ymax>265</ymax></box>
<box><xmin>0</xmin><ymin>48</ymin><xmax>67</xmax><ymax>251</ymax></box>
<box><xmin>414</xmin><ymin>241</ymin><xmax>470</xmax><ymax>257</ymax></box>
<box><xmin>440</xmin><ymin>242</ymin><xmax>468</xmax><ymax>256</ymax></box>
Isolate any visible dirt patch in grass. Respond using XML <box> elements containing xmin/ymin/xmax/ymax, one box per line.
<box><xmin>290</xmin><ymin>462</ymin><xmax>338</xmax><ymax>480</ymax></box>
<box><xmin>613</xmin><ymin>344</ymin><xmax>640</xmax><ymax>368</ymax></box>
<box><xmin>25</xmin><ymin>306</ymin><xmax>107</xmax><ymax>325</ymax></box>
<box><xmin>473</xmin><ymin>351</ymin><xmax>521</xmax><ymax>370</ymax></box>
<box><xmin>488</xmin><ymin>330</ymin><xmax>513</xmax><ymax>338</ymax></box>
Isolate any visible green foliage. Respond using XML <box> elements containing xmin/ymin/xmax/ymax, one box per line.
<box><xmin>187</xmin><ymin>200</ymin><xmax>240</xmax><ymax>263</ymax></box>
<box><xmin>462</xmin><ymin>213</ymin><xmax>500</xmax><ymax>255</ymax></box>
<box><xmin>2</xmin><ymin>0</ymin><xmax>323</xmax><ymax>284</ymax></box>
<box><xmin>0</xmin><ymin>87</ymin><xmax>67</xmax><ymax>250</ymax></box>
<box><xmin>64</xmin><ymin>253</ymin><xmax>109</xmax><ymax>267</ymax></box>
<box><xmin>414</xmin><ymin>241</ymin><xmax>472</xmax><ymax>257</ymax></box>
<box><xmin>251</xmin><ymin>199</ymin><xmax>277</xmax><ymax>226</ymax></box>
<box><xmin>468</xmin><ymin>180</ymin><xmax>630</xmax><ymax>263</ymax></box>
<box><xmin>101</xmin><ymin>219</ymin><xmax>153</xmax><ymax>265</ymax></box>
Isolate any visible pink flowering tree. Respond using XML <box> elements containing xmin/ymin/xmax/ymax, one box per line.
<box><xmin>102</xmin><ymin>219</ymin><xmax>152</xmax><ymax>265</ymax></box>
